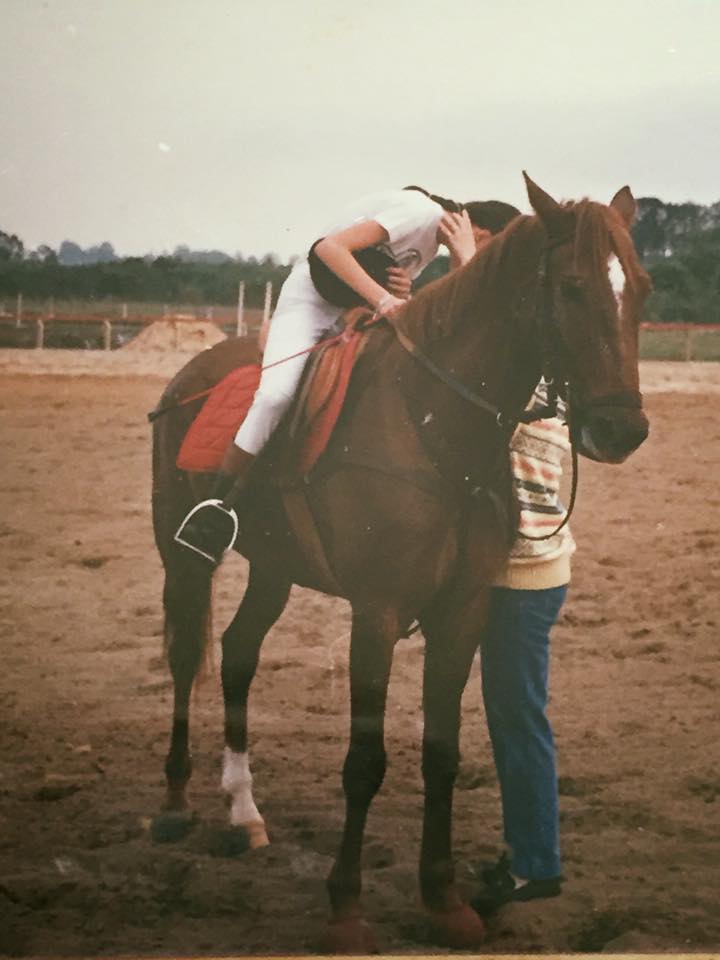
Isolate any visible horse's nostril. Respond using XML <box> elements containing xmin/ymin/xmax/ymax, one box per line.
<box><xmin>592</xmin><ymin>414</ymin><xmax>648</xmax><ymax>455</ymax></box>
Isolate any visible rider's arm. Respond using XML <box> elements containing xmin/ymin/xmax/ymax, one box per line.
<box><xmin>313</xmin><ymin>221</ymin><xmax>405</xmax><ymax>318</ymax></box>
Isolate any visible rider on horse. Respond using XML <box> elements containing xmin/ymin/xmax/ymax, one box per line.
<box><xmin>177</xmin><ymin>187</ymin><xmax>521</xmax><ymax>564</ymax></box>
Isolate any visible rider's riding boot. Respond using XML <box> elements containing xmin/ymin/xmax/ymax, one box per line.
<box><xmin>175</xmin><ymin>445</ymin><xmax>256</xmax><ymax>565</ymax></box>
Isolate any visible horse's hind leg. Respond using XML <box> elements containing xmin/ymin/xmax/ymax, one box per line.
<box><xmin>220</xmin><ymin>562</ymin><xmax>291</xmax><ymax>850</ymax></box>
<box><xmin>323</xmin><ymin>606</ymin><xmax>397</xmax><ymax>953</ymax></box>
<box><xmin>152</xmin><ymin>558</ymin><xmax>214</xmax><ymax>841</ymax></box>
<box><xmin>419</xmin><ymin>602</ymin><xmax>488</xmax><ymax>948</ymax></box>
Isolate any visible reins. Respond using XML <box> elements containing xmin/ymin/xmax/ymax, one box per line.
<box><xmin>390</xmin><ymin>325</ymin><xmax>517</xmax><ymax>429</ymax></box>
<box><xmin>391</xmin><ymin>318</ymin><xmax>577</xmax><ymax>542</ymax></box>
<box><xmin>387</xmin><ymin>232</ymin><xmax>581</xmax><ymax>542</ymax></box>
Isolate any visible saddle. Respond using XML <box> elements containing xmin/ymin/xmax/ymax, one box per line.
<box><xmin>176</xmin><ymin>308</ymin><xmax>373</xmax><ymax>477</ymax></box>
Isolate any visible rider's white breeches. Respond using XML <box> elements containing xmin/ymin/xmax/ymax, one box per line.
<box><xmin>234</xmin><ymin>262</ymin><xmax>341</xmax><ymax>455</ymax></box>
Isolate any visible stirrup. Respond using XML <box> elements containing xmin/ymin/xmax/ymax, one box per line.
<box><xmin>174</xmin><ymin>498</ymin><xmax>240</xmax><ymax>563</ymax></box>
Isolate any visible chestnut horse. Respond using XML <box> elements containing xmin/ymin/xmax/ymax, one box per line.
<box><xmin>150</xmin><ymin>176</ymin><xmax>651</xmax><ymax>950</ymax></box>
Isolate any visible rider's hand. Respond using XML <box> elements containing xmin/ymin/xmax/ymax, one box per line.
<box><xmin>438</xmin><ymin>210</ymin><xmax>477</xmax><ymax>268</ymax></box>
<box><xmin>386</xmin><ymin>266</ymin><xmax>413</xmax><ymax>301</ymax></box>
<box><xmin>375</xmin><ymin>292</ymin><xmax>406</xmax><ymax>320</ymax></box>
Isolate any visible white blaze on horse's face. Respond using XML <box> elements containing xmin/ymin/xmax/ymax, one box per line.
<box><xmin>221</xmin><ymin>748</ymin><xmax>270</xmax><ymax>847</ymax></box>
<box><xmin>607</xmin><ymin>254</ymin><xmax>626</xmax><ymax>307</ymax></box>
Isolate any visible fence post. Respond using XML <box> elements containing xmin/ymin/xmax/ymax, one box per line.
<box><xmin>36</xmin><ymin>317</ymin><xmax>44</xmax><ymax>349</ymax></box>
<box><xmin>16</xmin><ymin>292</ymin><xmax>23</xmax><ymax>327</ymax></box>
<box><xmin>684</xmin><ymin>327</ymin><xmax>693</xmax><ymax>362</ymax></box>
<box><xmin>103</xmin><ymin>319</ymin><xmax>112</xmax><ymax>351</ymax></box>
<box><xmin>122</xmin><ymin>303</ymin><xmax>128</xmax><ymax>320</ymax></box>
<box><xmin>236</xmin><ymin>281</ymin><xmax>246</xmax><ymax>338</ymax></box>
<box><xmin>48</xmin><ymin>297</ymin><xmax>55</xmax><ymax>319</ymax></box>
<box><xmin>262</xmin><ymin>281</ymin><xmax>272</xmax><ymax>328</ymax></box>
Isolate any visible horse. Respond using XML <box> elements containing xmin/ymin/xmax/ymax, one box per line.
<box><xmin>150</xmin><ymin>175</ymin><xmax>651</xmax><ymax>951</ymax></box>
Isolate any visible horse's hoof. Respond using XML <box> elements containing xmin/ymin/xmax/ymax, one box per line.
<box><xmin>242</xmin><ymin>820</ymin><xmax>270</xmax><ymax>849</ymax></box>
<box><xmin>428</xmin><ymin>903</ymin><xmax>486</xmax><ymax>949</ymax></box>
<box><xmin>150</xmin><ymin>810</ymin><xmax>196</xmax><ymax>843</ymax></box>
<box><xmin>209</xmin><ymin>822</ymin><xmax>269</xmax><ymax>857</ymax></box>
<box><xmin>320</xmin><ymin>917</ymin><xmax>379</xmax><ymax>955</ymax></box>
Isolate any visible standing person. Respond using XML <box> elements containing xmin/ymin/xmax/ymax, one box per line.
<box><xmin>471</xmin><ymin>390</ymin><xmax>573</xmax><ymax>915</ymax></box>
<box><xmin>177</xmin><ymin>187</ymin><xmax>519</xmax><ymax>563</ymax></box>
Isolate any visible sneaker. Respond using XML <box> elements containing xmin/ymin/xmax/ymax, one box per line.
<box><xmin>471</xmin><ymin>853</ymin><xmax>562</xmax><ymax>916</ymax></box>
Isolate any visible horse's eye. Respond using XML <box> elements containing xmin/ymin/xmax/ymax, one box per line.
<box><xmin>559</xmin><ymin>274</ymin><xmax>585</xmax><ymax>302</ymax></box>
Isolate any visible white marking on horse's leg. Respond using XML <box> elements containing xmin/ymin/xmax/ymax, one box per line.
<box><xmin>221</xmin><ymin>747</ymin><xmax>269</xmax><ymax>847</ymax></box>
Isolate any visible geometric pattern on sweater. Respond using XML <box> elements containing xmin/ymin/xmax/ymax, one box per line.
<box><xmin>508</xmin><ymin>386</ymin><xmax>575</xmax><ymax>564</ymax></box>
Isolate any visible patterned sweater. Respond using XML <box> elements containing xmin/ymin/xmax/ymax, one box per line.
<box><xmin>493</xmin><ymin>387</ymin><xmax>575</xmax><ymax>590</ymax></box>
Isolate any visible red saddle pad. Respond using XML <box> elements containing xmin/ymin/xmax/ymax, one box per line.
<box><xmin>176</xmin><ymin>364</ymin><xmax>261</xmax><ymax>472</ymax></box>
<box><xmin>176</xmin><ymin>330</ymin><xmax>363</xmax><ymax>475</ymax></box>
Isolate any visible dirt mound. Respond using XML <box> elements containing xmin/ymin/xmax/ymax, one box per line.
<box><xmin>122</xmin><ymin>317</ymin><xmax>227</xmax><ymax>353</ymax></box>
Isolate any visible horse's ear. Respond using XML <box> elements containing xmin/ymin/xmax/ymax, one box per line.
<box><xmin>610</xmin><ymin>186</ymin><xmax>637</xmax><ymax>227</ymax></box>
<box><xmin>523</xmin><ymin>172</ymin><xmax>568</xmax><ymax>237</ymax></box>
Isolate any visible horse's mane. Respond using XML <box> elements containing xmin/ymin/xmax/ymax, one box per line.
<box><xmin>396</xmin><ymin>199</ymin><xmax>649</xmax><ymax>344</ymax></box>
<box><xmin>398</xmin><ymin>214</ymin><xmax>543</xmax><ymax>344</ymax></box>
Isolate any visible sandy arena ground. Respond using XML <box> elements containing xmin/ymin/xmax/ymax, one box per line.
<box><xmin>0</xmin><ymin>347</ymin><xmax>719</xmax><ymax>956</ymax></box>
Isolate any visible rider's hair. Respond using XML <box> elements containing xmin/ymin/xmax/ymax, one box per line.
<box><xmin>403</xmin><ymin>185</ymin><xmax>462</xmax><ymax>213</ymax></box>
<box><xmin>463</xmin><ymin>200</ymin><xmax>521</xmax><ymax>235</ymax></box>
<box><xmin>404</xmin><ymin>187</ymin><xmax>520</xmax><ymax>236</ymax></box>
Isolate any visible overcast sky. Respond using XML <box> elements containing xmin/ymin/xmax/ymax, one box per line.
<box><xmin>2</xmin><ymin>0</ymin><xmax>719</xmax><ymax>260</ymax></box>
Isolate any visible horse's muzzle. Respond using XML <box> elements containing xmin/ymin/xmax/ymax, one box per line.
<box><xmin>575</xmin><ymin>405</ymin><xmax>649</xmax><ymax>464</ymax></box>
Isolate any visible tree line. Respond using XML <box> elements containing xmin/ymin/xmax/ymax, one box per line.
<box><xmin>633</xmin><ymin>198</ymin><xmax>720</xmax><ymax>325</ymax></box>
<box><xmin>1</xmin><ymin>196</ymin><xmax>719</xmax><ymax>322</ymax></box>
<box><xmin>0</xmin><ymin>236</ymin><xmax>290</xmax><ymax>309</ymax></box>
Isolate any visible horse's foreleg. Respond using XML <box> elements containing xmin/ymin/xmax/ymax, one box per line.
<box><xmin>324</xmin><ymin>607</ymin><xmax>396</xmax><ymax>954</ymax></box>
<box><xmin>220</xmin><ymin>563</ymin><xmax>291</xmax><ymax>850</ymax></box>
<box><xmin>419</xmin><ymin>603</ymin><xmax>488</xmax><ymax>948</ymax></box>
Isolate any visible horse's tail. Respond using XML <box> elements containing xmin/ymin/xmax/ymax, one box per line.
<box><xmin>161</xmin><ymin>559</ymin><xmax>215</xmax><ymax>687</ymax></box>
<box><xmin>152</xmin><ymin>402</ymin><xmax>215</xmax><ymax>686</ymax></box>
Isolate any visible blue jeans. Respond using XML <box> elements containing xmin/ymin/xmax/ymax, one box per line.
<box><xmin>479</xmin><ymin>584</ymin><xmax>567</xmax><ymax>881</ymax></box>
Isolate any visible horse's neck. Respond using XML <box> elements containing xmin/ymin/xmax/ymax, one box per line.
<box><xmin>400</xmin><ymin>222</ymin><xmax>545</xmax><ymax>421</ymax></box>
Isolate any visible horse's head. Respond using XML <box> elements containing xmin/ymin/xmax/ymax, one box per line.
<box><xmin>524</xmin><ymin>174</ymin><xmax>652</xmax><ymax>463</ymax></box>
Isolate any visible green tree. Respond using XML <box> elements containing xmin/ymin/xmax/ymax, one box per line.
<box><xmin>0</xmin><ymin>230</ymin><xmax>24</xmax><ymax>261</ymax></box>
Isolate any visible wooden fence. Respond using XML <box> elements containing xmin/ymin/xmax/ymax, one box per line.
<box><xmin>0</xmin><ymin>283</ymin><xmax>272</xmax><ymax>350</ymax></box>
<box><xmin>640</xmin><ymin>322</ymin><xmax>720</xmax><ymax>362</ymax></box>
<box><xmin>1</xmin><ymin>297</ymin><xmax>720</xmax><ymax>361</ymax></box>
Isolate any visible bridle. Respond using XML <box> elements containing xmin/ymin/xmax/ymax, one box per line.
<box><xmin>390</xmin><ymin>231</ymin><xmax>576</xmax><ymax>429</ymax></box>
<box><xmin>390</xmin><ymin>226</ymin><xmax>641</xmax><ymax>541</ymax></box>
